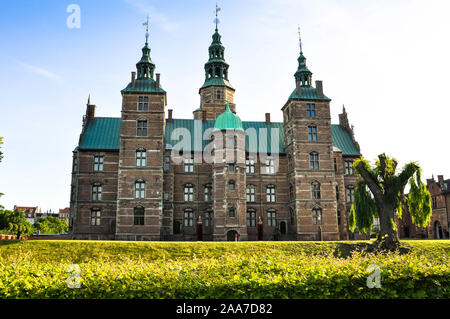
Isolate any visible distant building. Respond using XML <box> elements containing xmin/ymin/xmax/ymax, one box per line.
<box><xmin>13</xmin><ymin>205</ymin><xmax>41</xmax><ymax>224</ymax></box>
<box><xmin>59</xmin><ymin>208</ymin><xmax>70</xmax><ymax>222</ymax></box>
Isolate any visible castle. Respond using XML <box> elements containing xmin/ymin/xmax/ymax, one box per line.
<box><xmin>68</xmin><ymin>21</ymin><xmax>362</xmax><ymax>241</ymax></box>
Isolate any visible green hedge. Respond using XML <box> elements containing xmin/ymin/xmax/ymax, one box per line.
<box><xmin>0</xmin><ymin>240</ymin><xmax>448</xmax><ymax>298</ymax></box>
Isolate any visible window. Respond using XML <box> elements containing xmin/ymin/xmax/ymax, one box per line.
<box><xmin>345</xmin><ymin>160</ymin><xmax>354</xmax><ymax>175</ymax></box>
<box><xmin>246</xmin><ymin>185</ymin><xmax>256</xmax><ymax>202</ymax></box>
<box><xmin>337</xmin><ymin>210</ymin><xmax>341</xmax><ymax>226</ymax></box>
<box><xmin>204</xmin><ymin>210</ymin><xmax>213</xmax><ymax>227</ymax></box>
<box><xmin>229</xmin><ymin>207</ymin><xmax>236</xmax><ymax>218</ymax></box>
<box><xmin>336</xmin><ymin>186</ymin><xmax>339</xmax><ymax>200</ymax></box>
<box><xmin>246</xmin><ymin>159</ymin><xmax>255</xmax><ymax>174</ymax></box>
<box><xmin>228</xmin><ymin>163</ymin><xmax>235</xmax><ymax>172</ymax></box>
<box><xmin>137</xmin><ymin>120</ymin><xmax>148</xmax><ymax>136</ymax></box>
<box><xmin>432</xmin><ymin>197</ymin><xmax>437</xmax><ymax>209</ymax></box>
<box><xmin>247</xmin><ymin>209</ymin><xmax>256</xmax><ymax>227</ymax></box>
<box><xmin>164</xmin><ymin>156</ymin><xmax>170</xmax><ymax>172</ymax></box>
<box><xmin>308</xmin><ymin>126</ymin><xmax>317</xmax><ymax>141</ymax></box>
<box><xmin>184</xmin><ymin>157</ymin><xmax>194</xmax><ymax>173</ymax></box>
<box><xmin>311</xmin><ymin>181</ymin><xmax>321</xmax><ymax>200</ymax></box>
<box><xmin>229</xmin><ymin>180</ymin><xmax>236</xmax><ymax>190</ymax></box>
<box><xmin>312</xmin><ymin>207</ymin><xmax>322</xmax><ymax>225</ymax></box>
<box><xmin>346</xmin><ymin>186</ymin><xmax>354</xmax><ymax>203</ymax></box>
<box><xmin>216</xmin><ymin>90</ymin><xmax>222</xmax><ymax>100</ymax></box>
<box><xmin>266</xmin><ymin>185</ymin><xmax>276</xmax><ymax>203</ymax></box>
<box><xmin>134</xmin><ymin>206</ymin><xmax>145</xmax><ymax>225</ymax></box>
<box><xmin>307</xmin><ymin>104</ymin><xmax>316</xmax><ymax>118</ymax></box>
<box><xmin>309</xmin><ymin>152</ymin><xmax>319</xmax><ymax>170</ymax></box>
<box><xmin>204</xmin><ymin>184</ymin><xmax>212</xmax><ymax>202</ymax></box>
<box><xmin>93</xmin><ymin>156</ymin><xmax>104</xmax><ymax>171</ymax></box>
<box><xmin>173</xmin><ymin>221</ymin><xmax>181</xmax><ymax>234</ymax></box>
<box><xmin>92</xmin><ymin>184</ymin><xmax>102</xmax><ymax>201</ymax></box>
<box><xmin>334</xmin><ymin>158</ymin><xmax>337</xmax><ymax>172</ymax></box>
<box><xmin>267</xmin><ymin>210</ymin><xmax>277</xmax><ymax>227</ymax></box>
<box><xmin>265</xmin><ymin>159</ymin><xmax>275</xmax><ymax>174</ymax></box>
<box><xmin>184</xmin><ymin>184</ymin><xmax>194</xmax><ymax>202</ymax></box>
<box><xmin>289</xmin><ymin>184</ymin><xmax>295</xmax><ymax>201</ymax></box>
<box><xmin>136</xmin><ymin>149</ymin><xmax>146</xmax><ymax>167</ymax></box>
<box><xmin>184</xmin><ymin>209</ymin><xmax>194</xmax><ymax>227</ymax></box>
<box><xmin>72</xmin><ymin>157</ymin><xmax>78</xmax><ymax>173</ymax></box>
<box><xmin>90</xmin><ymin>209</ymin><xmax>101</xmax><ymax>226</ymax></box>
<box><xmin>164</xmin><ymin>192</ymin><xmax>169</xmax><ymax>201</ymax></box>
<box><xmin>135</xmin><ymin>180</ymin><xmax>146</xmax><ymax>199</ymax></box>
<box><xmin>138</xmin><ymin>96</ymin><xmax>148</xmax><ymax>111</ymax></box>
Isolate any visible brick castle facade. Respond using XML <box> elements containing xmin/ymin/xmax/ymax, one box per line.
<box><xmin>69</xmin><ymin>25</ymin><xmax>363</xmax><ymax>241</ymax></box>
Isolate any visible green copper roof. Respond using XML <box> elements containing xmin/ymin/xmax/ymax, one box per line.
<box><xmin>77</xmin><ymin>118</ymin><xmax>359</xmax><ymax>156</ymax></box>
<box><xmin>122</xmin><ymin>78</ymin><xmax>166</xmax><ymax>93</ymax></box>
<box><xmin>79</xmin><ymin>117</ymin><xmax>121</xmax><ymax>150</ymax></box>
<box><xmin>201</xmin><ymin>77</ymin><xmax>234</xmax><ymax>89</ymax></box>
<box><xmin>288</xmin><ymin>87</ymin><xmax>331</xmax><ymax>101</ymax></box>
<box><xmin>331</xmin><ymin>125</ymin><xmax>361</xmax><ymax>156</ymax></box>
<box><xmin>213</xmin><ymin>102</ymin><xmax>244</xmax><ymax>131</ymax></box>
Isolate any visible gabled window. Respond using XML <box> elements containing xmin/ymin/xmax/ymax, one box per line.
<box><xmin>265</xmin><ymin>158</ymin><xmax>275</xmax><ymax>174</ymax></box>
<box><xmin>228</xmin><ymin>207</ymin><xmax>236</xmax><ymax>218</ymax></box>
<box><xmin>247</xmin><ymin>208</ymin><xmax>256</xmax><ymax>227</ymax></box>
<box><xmin>184</xmin><ymin>209</ymin><xmax>194</xmax><ymax>227</ymax></box>
<box><xmin>312</xmin><ymin>207</ymin><xmax>322</xmax><ymax>225</ymax></box>
<box><xmin>345</xmin><ymin>160</ymin><xmax>354</xmax><ymax>175</ymax></box>
<box><xmin>246</xmin><ymin>159</ymin><xmax>255</xmax><ymax>174</ymax></box>
<box><xmin>136</xmin><ymin>149</ymin><xmax>146</xmax><ymax>167</ymax></box>
<box><xmin>184</xmin><ymin>184</ymin><xmax>194</xmax><ymax>202</ymax></box>
<box><xmin>92</xmin><ymin>183</ymin><xmax>102</xmax><ymax>201</ymax></box>
<box><xmin>184</xmin><ymin>157</ymin><xmax>194</xmax><ymax>173</ymax></box>
<box><xmin>246</xmin><ymin>185</ymin><xmax>256</xmax><ymax>202</ymax></box>
<box><xmin>134</xmin><ymin>206</ymin><xmax>145</xmax><ymax>225</ymax></box>
<box><xmin>135</xmin><ymin>180</ymin><xmax>146</xmax><ymax>199</ymax></box>
<box><xmin>266</xmin><ymin>185</ymin><xmax>276</xmax><ymax>203</ymax></box>
<box><xmin>204</xmin><ymin>210</ymin><xmax>213</xmax><ymax>227</ymax></box>
<box><xmin>346</xmin><ymin>186</ymin><xmax>354</xmax><ymax>203</ymax></box>
<box><xmin>137</xmin><ymin>120</ymin><xmax>148</xmax><ymax>136</ymax></box>
<box><xmin>229</xmin><ymin>180</ymin><xmax>236</xmax><ymax>190</ymax></box>
<box><xmin>93</xmin><ymin>156</ymin><xmax>104</xmax><ymax>172</ymax></box>
<box><xmin>308</xmin><ymin>125</ymin><xmax>317</xmax><ymax>141</ymax></box>
<box><xmin>90</xmin><ymin>209</ymin><xmax>101</xmax><ymax>226</ymax></box>
<box><xmin>204</xmin><ymin>184</ymin><xmax>212</xmax><ymax>202</ymax></box>
<box><xmin>309</xmin><ymin>152</ymin><xmax>319</xmax><ymax>170</ymax></box>
<box><xmin>138</xmin><ymin>96</ymin><xmax>148</xmax><ymax>111</ymax></box>
<box><xmin>267</xmin><ymin>210</ymin><xmax>277</xmax><ymax>227</ymax></box>
<box><xmin>311</xmin><ymin>181</ymin><xmax>321</xmax><ymax>200</ymax></box>
<box><xmin>307</xmin><ymin>104</ymin><xmax>316</xmax><ymax>118</ymax></box>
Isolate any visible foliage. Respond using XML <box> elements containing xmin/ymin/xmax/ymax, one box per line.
<box><xmin>349</xmin><ymin>180</ymin><xmax>378</xmax><ymax>233</ymax></box>
<box><xmin>0</xmin><ymin>209</ymin><xmax>33</xmax><ymax>236</ymax></box>
<box><xmin>0</xmin><ymin>137</ymin><xmax>3</xmax><ymax>164</ymax></box>
<box><xmin>0</xmin><ymin>240</ymin><xmax>448</xmax><ymax>299</ymax></box>
<box><xmin>407</xmin><ymin>168</ymin><xmax>432</xmax><ymax>227</ymax></box>
<box><xmin>33</xmin><ymin>216</ymin><xmax>68</xmax><ymax>234</ymax></box>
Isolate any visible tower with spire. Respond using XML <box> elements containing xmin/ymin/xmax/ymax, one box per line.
<box><xmin>194</xmin><ymin>4</ymin><xmax>236</xmax><ymax>121</ymax></box>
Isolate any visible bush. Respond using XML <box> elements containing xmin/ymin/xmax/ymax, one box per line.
<box><xmin>0</xmin><ymin>240</ymin><xmax>448</xmax><ymax>299</ymax></box>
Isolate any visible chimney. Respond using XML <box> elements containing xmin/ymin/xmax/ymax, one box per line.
<box><xmin>265</xmin><ymin>113</ymin><xmax>271</xmax><ymax>124</ymax></box>
<box><xmin>86</xmin><ymin>96</ymin><xmax>96</xmax><ymax>121</ymax></box>
<box><xmin>131</xmin><ymin>72</ymin><xmax>136</xmax><ymax>89</ymax></box>
<box><xmin>202</xmin><ymin>110</ymin><xmax>207</xmax><ymax>122</ymax></box>
<box><xmin>315</xmin><ymin>80</ymin><xmax>324</xmax><ymax>98</ymax></box>
<box><xmin>156</xmin><ymin>73</ymin><xmax>160</xmax><ymax>88</ymax></box>
<box><xmin>426</xmin><ymin>178</ymin><xmax>434</xmax><ymax>186</ymax></box>
<box><xmin>168</xmin><ymin>109</ymin><xmax>173</xmax><ymax>121</ymax></box>
<box><xmin>438</xmin><ymin>175</ymin><xmax>444</xmax><ymax>183</ymax></box>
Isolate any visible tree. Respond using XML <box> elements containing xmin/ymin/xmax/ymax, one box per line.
<box><xmin>0</xmin><ymin>136</ymin><xmax>3</xmax><ymax>163</ymax></box>
<box><xmin>33</xmin><ymin>216</ymin><xmax>68</xmax><ymax>234</ymax></box>
<box><xmin>349</xmin><ymin>153</ymin><xmax>432</xmax><ymax>250</ymax></box>
<box><xmin>0</xmin><ymin>209</ymin><xmax>34</xmax><ymax>237</ymax></box>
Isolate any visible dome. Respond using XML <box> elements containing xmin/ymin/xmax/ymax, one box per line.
<box><xmin>213</xmin><ymin>101</ymin><xmax>244</xmax><ymax>131</ymax></box>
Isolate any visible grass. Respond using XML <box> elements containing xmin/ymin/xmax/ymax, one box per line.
<box><xmin>0</xmin><ymin>239</ymin><xmax>448</xmax><ymax>299</ymax></box>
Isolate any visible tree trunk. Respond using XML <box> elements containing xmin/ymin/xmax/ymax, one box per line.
<box><xmin>377</xmin><ymin>202</ymin><xmax>400</xmax><ymax>250</ymax></box>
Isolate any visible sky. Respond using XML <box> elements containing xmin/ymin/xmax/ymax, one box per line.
<box><xmin>0</xmin><ymin>0</ymin><xmax>449</xmax><ymax>212</ymax></box>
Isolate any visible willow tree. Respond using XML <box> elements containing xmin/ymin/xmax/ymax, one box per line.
<box><xmin>349</xmin><ymin>153</ymin><xmax>432</xmax><ymax>250</ymax></box>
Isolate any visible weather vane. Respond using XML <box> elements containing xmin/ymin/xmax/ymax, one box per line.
<box><xmin>298</xmin><ymin>25</ymin><xmax>303</xmax><ymax>53</ymax></box>
<box><xmin>214</xmin><ymin>3</ymin><xmax>221</xmax><ymax>31</ymax></box>
<box><xmin>143</xmin><ymin>15</ymin><xmax>150</xmax><ymax>43</ymax></box>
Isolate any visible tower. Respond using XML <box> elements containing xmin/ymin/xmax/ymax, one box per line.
<box><xmin>282</xmin><ymin>28</ymin><xmax>339</xmax><ymax>241</ymax></box>
<box><xmin>116</xmin><ymin>20</ymin><xmax>167</xmax><ymax>240</ymax></box>
<box><xmin>195</xmin><ymin>6</ymin><xmax>235</xmax><ymax>120</ymax></box>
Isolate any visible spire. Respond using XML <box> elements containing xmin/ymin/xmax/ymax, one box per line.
<box><xmin>294</xmin><ymin>26</ymin><xmax>312</xmax><ymax>87</ymax></box>
<box><xmin>201</xmin><ymin>5</ymin><xmax>233</xmax><ymax>90</ymax></box>
<box><xmin>87</xmin><ymin>94</ymin><xmax>91</xmax><ymax>105</ymax></box>
<box><xmin>136</xmin><ymin>16</ymin><xmax>155</xmax><ymax>80</ymax></box>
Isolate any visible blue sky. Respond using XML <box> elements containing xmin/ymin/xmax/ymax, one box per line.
<box><xmin>1</xmin><ymin>0</ymin><xmax>450</xmax><ymax>211</ymax></box>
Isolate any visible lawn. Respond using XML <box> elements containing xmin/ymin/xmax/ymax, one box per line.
<box><xmin>0</xmin><ymin>240</ymin><xmax>448</xmax><ymax>298</ymax></box>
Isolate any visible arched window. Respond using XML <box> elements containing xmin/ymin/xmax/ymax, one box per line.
<box><xmin>229</xmin><ymin>207</ymin><xmax>236</xmax><ymax>217</ymax></box>
<box><xmin>135</xmin><ymin>179</ymin><xmax>145</xmax><ymax>199</ymax></box>
<box><xmin>266</xmin><ymin>185</ymin><xmax>276</xmax><ymax>202</ymax></box>
<box><xmin>312</xmin><ymin>207</ymin><xmax>322</xmax><ymax>225</ymax></box>
<box><xmin>136</xmin><ymin>149</ymin><xmax>146</xmax><ymax>167</ymax></box>
<box><xmin>246</xmin><ymin>185</ymin><xmax>256</xmax><ymax>202</ymax></box>
<box><xmin>309</xmin><ymin>152</ymin><xmax>319</xmax><ymax>170</ymax></box>
<box><xmin>308</xmin><ymin>125</ymin><xmax>317</xmax><ymax>141</ymax></box>
<box><xmin>247</xmin><ymin>208</ymin><xmax>256</xmax><ymax>227</ymax></box>
<box><xmin>134</xmin><ymin>206</ymin><xmax>145</xmax><ymax>225</ymax></box>
<box><xmin>311</xmin><ymin>181</ymin><xmax>321</xmax><ymax>200</ymax></box>
<box><xmin>267</xmin><ymin>209</ymin><xmax>277</xmax><ymax>227</ymax></box>
<box><xmin>184</xmin><ymin>208</ymin><xmax>194</xmax><ymax>227</ymax></box>
<box><xmin>92</xmin><ymin>183</ymin><xmax>102</xmax><ymax>201</ymax></box>
<box><xmin>229</xmin><ymin>180</ymin><xmax>235</xmax><ymax>190</ymax></box>
<box><xmin>184</xmin><ymin>184</ymin><xmax>194</xmax><ymax>202</ymax></box>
